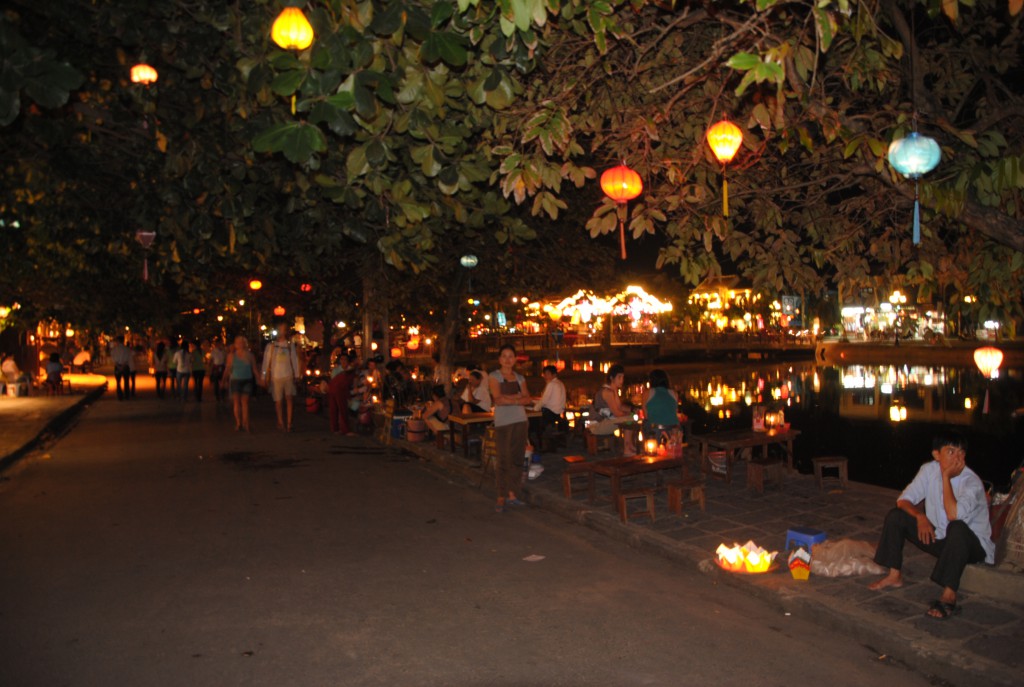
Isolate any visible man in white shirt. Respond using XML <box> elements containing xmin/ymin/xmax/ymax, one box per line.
<box><xmin>459</xmin><ymin>370</ymin><xmax>491</xmax><ymax>413</ymax></box>
<box><xmin>868</xmin><ymin>430</ymin><xmax>994</xmax><ymax>620</ymax></box>
<box><xmin>262</xmin><ymin>326</ymin><xmax>301</xmax><ymax>431</ymax></box>
<box><xmin>530</xmin><ymin>365</ymin><xmax>566</xmax><ymax>452</ymax></box>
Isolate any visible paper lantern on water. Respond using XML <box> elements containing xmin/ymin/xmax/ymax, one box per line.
<box><xmin>130</xmin><ymin>63</ymin><xmax>158</xmax><ymax>86</ymax></box>
<box><xmin>600</xmin><ymin>164</ymin><xmax>643</xmax><ymax>260</ymax></box>
<box><xmin>888</xmin><ymin>132</ymin><xmax>941</xmax><ymax>245</ymax></box>
<box><xmin>706</xmin><ymin>120</ymin><xmax>744</xmax><ymax>216</ymax></box>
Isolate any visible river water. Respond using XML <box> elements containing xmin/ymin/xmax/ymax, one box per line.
<box><xmin>546</xmin><ymin>358</ymin><xmax>1024</xmax><ymax>493</ymax></box>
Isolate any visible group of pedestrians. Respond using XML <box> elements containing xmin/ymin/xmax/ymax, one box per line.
<box><xmin>149</xmin><ymin>338</ymin><xmax>228</xmax><ymax>402</ymax></box>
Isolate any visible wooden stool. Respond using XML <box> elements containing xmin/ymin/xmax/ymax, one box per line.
<box><xmin>584</xmin><ymin>429</ymin><xmax>618</xmax><ymax>456</ymax></box>
<box><xmin>667</xmin><ymin>478</ymin><xmax>706</xmax><ymax>514</ymax></box>
<box><xmin>747</xmin><ymin>457</ymin><xmax>784</xmax><ymax>493</ymax></box>
<box><xmin>618</xmin><ymin>487</ymin><xmax>657</xmax><ymax>523</ymax></box>
<box><xmin>812</xmin><ymin>456</ymin><xmax>848</xmax><ymax>489</ymax></box>
<box><xmin>562</xmin><ymin>455</ymin><xmax>596</xmax><ymax>502</ymax></box>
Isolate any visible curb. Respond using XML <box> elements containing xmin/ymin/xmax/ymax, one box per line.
<box><xmin>0</xmin><ymin>383</ymin><xmax>107</xmax><ymax>474</ymax></box>
<box><xmin>395</xmin><ymin>437</ymin><xmax>1019</xmax><ymax>687</ymax></box>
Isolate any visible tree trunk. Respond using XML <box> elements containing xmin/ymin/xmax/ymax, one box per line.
<box><xmin>434</xmin><ymin>270</ymin><xmax>468</xmax><ymax>390</ymax></box>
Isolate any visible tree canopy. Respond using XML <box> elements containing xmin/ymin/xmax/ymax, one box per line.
<box><xmin>1</xmin><ymin>0</ymin><xmax>1022</xmax><ymax>333</ymax></box>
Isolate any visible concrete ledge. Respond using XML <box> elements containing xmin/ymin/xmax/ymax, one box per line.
<box><xmin>0</xmin><ymin>383</ymin><xmax>107</xmax><ymax>473</ymax></box>
<box><xmin>961</xmin><ymin>564</ymin><xmax>1024</xmax><ymax>606</ymax></box>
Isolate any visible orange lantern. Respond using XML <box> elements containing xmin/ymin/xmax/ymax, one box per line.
<box><xmin>406</xmin><ymin>337</ymin><xmax>420</xmax><ymax>351</ymax></box>
<box><xmin>600</xmin><ymin>164</ymin><xmax>643</xmax><ymax>260</ymax></box>
<box><xmin>273</xmin><ymin>305</ymin><xmax>286</xmax><ymax>317</ymax></box>
<box><xmin>271</xmin><ymin>7</ymin><xmax>315</xmax><ymax>50</ymax></box>
<box><xmin>390</xmin><ymin>347</ymin><xmax>403</xmax><ymax>359</ymax></box>
<box><xmin>706</xmin><ymin>119</ymin><xmax>744</xmax><ymax>217</ymax></box>
<box><xmin>130</xmin><ymin>63</ymin><xmax>158</xmax><ymax>86</ymax></box>
<box><xmin>973</xmin><ymin>346</ymin><xmax>1003</xmax><ymax>378</ymax></box>
<box><xmin>249</xmin><ymin>279</ymin><xmax>263</xmax><ymax>291</ymax></box>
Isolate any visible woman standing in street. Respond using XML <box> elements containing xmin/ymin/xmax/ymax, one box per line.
<box><xmin>153</xmin><ymin>341</ymin><xmax>169</xmax><ymax>398</ymax></box>
<box><xmin>224</xmin><ymin>336</ymin><xmax>261</xmax><ymax>431</ymax></box>
<box><xmin>488</xmin><ymin>344</ymin><xmax>532</xmax><ymax>513</ymax></box>
<box><xmin>208</xmin><ymin>337</ymin><xmax>227</xmax><ymax>403</ymax></box>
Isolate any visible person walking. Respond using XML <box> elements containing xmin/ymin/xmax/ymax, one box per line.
<box><xmin>208</xmin><ymin>337</ymin><xmax>227</xmax><ymax>402</ymax></box>
<box><xmin>167</xmin><ymin>340</ymin><xmax>179</xmax><ymax>395</ymax></box>
<box><xmin>110</xmin><ymin>336</ymin><xmax>133</xmax><ymax>401</ymax></box>
<box><xmin>173</xmin><ymin>341</ymin><xmax>192</xmax><ymax>402</ymax></box>
<box><xmin>191</xmin><ymin>340</ymin><xmax>207</xmax><ymax>402</ymax></box>
<box><xmin>153</xmin><ymin>341</ymin><xmax>169</xmax><ymax>398</ymax></box>
<box><xmin>225</xmin><ymin>336</ymin><xmax>260</xmax><ymax>431</ymax></box>
<box><xmin>488</xmin><ymin>345</ymin><xmax>532</xmax><ymax>513</ymax></box>
<box><xmin>261</xmin><ymin>325</ymin><xmax>301</xmax><ymax>431</ymax></box>
<box><xmin>327</xmin><ymin>351</ymin><xmax>356</xmax><ymax>435</ymax></box>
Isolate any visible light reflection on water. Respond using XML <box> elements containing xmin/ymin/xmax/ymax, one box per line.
<box><xmin>554</xmin><ymin>359</ymin><xmax>1023</xmax><ymax>491</ymax></box>
<box><xmin>668</xmin><ymin>362</ymin><xmax>1023</xmax><ymax>491</ymax></box>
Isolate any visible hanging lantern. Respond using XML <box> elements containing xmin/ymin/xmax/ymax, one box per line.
<box><xmin>273</xmin><ymin>305</ymin><xmax>286</xmax><ymax>317</ymax></box>
<box><xmin>271</xmin><ymin>7</ymin><xmax>315</xmax><ymax>50</ymax></box>
<box><xmin>600</xmin><ymin>164</ymin><xmax>643</xmax><ymax>260</ymax></box>
<box><xmin>973</xmin><ymin>346</ymin><xmax>1003</xmax><ymax>379</ymax></box>
<box><xmin>135</xmin><ymin>230</ymin><xmax>156</xmax><ymax>282</ymax></box>
<box><xmin>973</xmin><ymin>346</ymin><xmax>1002</xmax><ymax>414</ymax></box>
<box><xmin>460</xmin><ymin>254</ymin><xmax>479</xmax><ymax>269</ymax></box>
<box><xmin>888</xmin><ymin>132</ymin><xmax>941</xmax><ymax>245</ymax></box>
<box><xmin>706</xmin><ymin>120</ymin><xmax>743</xmax><ymax>217</ymax></box>
<box><xmin>130</xmin><ymin>63</ymin><xmax>158</xmax><ymax>86</ymax></box>
<box><xmin>390</xmin><ymin>346</ymin><xmax>403</xmax><ymax>359</ymax></box>
<box><xmin>249</xmin><ymin>279</ymin><xmax>263</xmax><ymax>291</ymax></box>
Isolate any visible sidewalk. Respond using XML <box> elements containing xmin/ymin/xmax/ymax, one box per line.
<box><xmin>0</xmin><ymin>374</ymin><xmax>107</xmax><ymax>472</ymax></box>
<box><xmin>394</xmin><ymin>433</ymin><xmax>1024</xmax><ymax>687</ymax></box>
<box><xmin>3</xmin><ymin>389</ymin><xmax>1021</xmax><ymax>686</ymax></box>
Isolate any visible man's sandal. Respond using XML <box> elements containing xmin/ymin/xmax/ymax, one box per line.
<box><xmin>927</xmin><ymin>599</ymin><xmax>961</xmax><ymax>620</ymax></box>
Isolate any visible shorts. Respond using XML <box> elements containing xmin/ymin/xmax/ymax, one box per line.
<box><xmin>270</xmin><ymin>376</ymin><xmax>297</xmax><ymax>402</ymax></box>
<box><xmin>230</xmin><ymin>378</ymin><xmax>254</xmax><ymax>396</ymax></box>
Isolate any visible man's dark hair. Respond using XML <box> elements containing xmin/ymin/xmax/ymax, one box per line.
<box><xmin>469</xmin><ymin>370</ymin><xmax>484</xmax><ymax>382</ymax></box>
<box><xmin>932</xmin><ymin>429</ymin><xmax>968</xmax><ymax>452</ymax></box>
<box><xmin>542</xmin><ymin>364</ymin><xmax>558</xmax><ymax>375</ymax></box>
<box><xmin>432</xmin><ymin>385</ymin><xmax>446</xmax><ymax>399</ymax></box>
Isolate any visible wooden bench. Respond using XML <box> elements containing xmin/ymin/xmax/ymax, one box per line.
<box><xmin>561</xmin><ymin>455</ymin><xmax>596</xmax><ymax>502</ymax></box>
<box><xmin>747</xmin><ymin>457</ymin><xmax>785</xmax><ymax>493</ymax></box>
<box><xmin>667</xmin><ymin>477</ymin><xmax>706</xmax><ymax>514</ymax></box>
<box><xmin>812</xmin><ymin>456</ymin><xmax>848</xmax><ymax>489</ymax></box>
<box><xmin>618</xmin><ymin>487</ymin><xmax>658</xmax><ymax>523</ymax></box>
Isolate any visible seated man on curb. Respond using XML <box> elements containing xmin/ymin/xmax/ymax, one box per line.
<box><xmin>868</xmin><ymin>429</ymin><xmax>994</xmax><ymax>620</ymax></box>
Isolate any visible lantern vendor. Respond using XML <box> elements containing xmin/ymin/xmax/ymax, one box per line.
<box><xmin>867</xmin><ymin>429</ymin><xmax>994</xmax><ymax>620</ymax></box>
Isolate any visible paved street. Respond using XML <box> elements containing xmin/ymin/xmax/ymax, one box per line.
<box><xmin>0</xmin><ymin>390</ymin><xmax>940</xmax><ymax>687</ymax></box>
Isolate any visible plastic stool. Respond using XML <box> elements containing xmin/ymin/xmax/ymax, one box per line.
<box><xmin>785</xmin><ymin>527</ymin><xmax>827</xmax><ymax>551</ymax></box>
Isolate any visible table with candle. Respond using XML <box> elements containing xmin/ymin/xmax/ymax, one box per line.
<box><xmin>691</xmin><ymin>427</ymin><xmax>801</xmax><ymax>484</ymax></box>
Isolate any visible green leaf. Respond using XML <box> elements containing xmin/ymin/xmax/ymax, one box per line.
<box><xmin>431</xmin><ymin>1</ymin><xmax>455</xmax><ymax>27</ymax></box>
<box><xmin>726</xmin><ymin>52</ymin><xmax>761</xmax><ymax>71</ymax></box>
<box><xmin>271</xmin><ymin>70</ymin><xmax>306</xmax><ymax>97</ymax></box>
<box><xmin>421</xmin><ymin>32</ymin><xmax>469</xmax><ymax>67</ymax></box>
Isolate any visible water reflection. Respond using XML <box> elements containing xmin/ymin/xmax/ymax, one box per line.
<box><xmin>667</xmin><ymin>362</ymin><xmax>1023</xmax><ymax>492</ymax></box>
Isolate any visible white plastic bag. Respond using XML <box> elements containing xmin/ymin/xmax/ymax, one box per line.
<box><xmin>809</xmin><ymin>539</ymin><xmax>886</xmax><ymax>577</ymax></box>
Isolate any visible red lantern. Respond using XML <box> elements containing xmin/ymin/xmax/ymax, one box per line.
<box><xmin>600</xmin><ymin>164</ymin><xmax>643</xmax><ymax>260</ymax></box>
<box><xmin>273</xmin><ymin>305</ymin><xmax>286</xmax><ymax>317</ymax></box>
<box><xmin>390</xmin><ymin>347</ymin><xmax>403</xmax><ymax>359</ymax></box>
<box><xmin>300</xmin><ymin>283</ymin><xmax>312</xmax><ymax>292</ymax></box>
<box><xmin>130</xmin><ymin>63</ymin><xmax>158</xmax><ymax>86</ymax></box>
<box><xmin>706</xmin><ymin>119</ymin><xmax>744</xmax><ymax>216</ymax></box>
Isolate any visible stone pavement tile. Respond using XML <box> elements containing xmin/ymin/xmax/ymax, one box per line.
<box><xmin>860</xmin><ymin>593</ymin><xmax>928</xmax><ymax>622</ymax></box>
<box><xmin>907</xmin><ymin>613</ymin><xmax>987</xmax><ymax>639</ymax></box>
<box><xmin>719</xmin><ymin>526</ymin><xmax>772</xmax><ymax>544</ymax></box>
<box><xmin>956</xmin><ymin>601</ymin><xmax>1023</xmax><ymax>628</ymax></box>
<box><xmin>668</xmin><ymin>524</ymin><xmax>716</xmax><ymax>541</ymax></box>
<box><xmin>688</xmin><ymin>533</ymin><xmax>734</xmax><ymax>553</ymax></box>
<box><xmin>812</xmin><ymin>578</ymin><xmax>881</xmax><ymax>604</ymax></box>
<box><xmin>964</xmin><ymin>625</ymin><xmax>1024</xmax><ymax>668</ymax></box>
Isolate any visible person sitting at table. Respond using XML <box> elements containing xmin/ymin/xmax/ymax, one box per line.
<box><xmin>460</xmin><ymin>369</ymin><xmax>492</xmax><ymax>413</ymax></box>
<box><xmin>423</xmin><ymin>385</ymin><xmax>458</xmax><ymax>434</ymax></box>
<box><xmin>589</xmin><ymin>363</ymin><xmax>637</xmax><ymax>457</ymax></box>
<box><xmin>643</xmin><ymin>368</ymin><xmax>680</xmax><ymax>442</ymax></box>
<box><xmin>529</xmin><ymin>364</ymin><xmax>566</xmax><ymax>453</ymax></box>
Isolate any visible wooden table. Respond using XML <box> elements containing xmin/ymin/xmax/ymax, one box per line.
<box><xmin>447</xmin><ymin>411</ymin><xmax>541</xmax><ymax>460</ymax></box>
<box><xmin>691</xmin><ymin>428</ymin><xmax>801</xmax><ymax>484</ymax></box>
<box><xmin>590</xmin><ymin>454</ymin><xmax>688</xmax><ymax>504</ymax></box>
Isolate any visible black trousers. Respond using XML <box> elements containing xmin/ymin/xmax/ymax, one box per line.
<box><xmin>873</xmin><ymin>508</ymin><xmax>987</xmax><ymax>591</ymax></box>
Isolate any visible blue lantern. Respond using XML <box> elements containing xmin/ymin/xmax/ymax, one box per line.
<box><xmin>887</xmin><ymin>132</ymin><xmax>941</xmax><ymax>245</ymax></box>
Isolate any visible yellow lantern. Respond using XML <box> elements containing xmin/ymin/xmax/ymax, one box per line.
<box><xmin>271</xmin><ymin>7</ymin><xmax>315</xmax><ymax>50</ymax></box>
<box><xmin>973</xmin><ymin>346</ymin><xmax>1003</xmax><ymax>379</ymax></box>
<box><xmin>600</xmin><ymin>164</ymin><xmax>643</xmax><ymax>260</ymax></box>
<box><xmin>706</xmin><ymin>119</ymin><xmax>744</xmax><ymax>217</ymax></box>
<box><xmin>130</xmin><ymin>63</ymin><xmax>158</xmax><ymax>86</ymax></box>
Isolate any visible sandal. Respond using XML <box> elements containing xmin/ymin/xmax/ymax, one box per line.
<box><xmin>927</xmin><ymin>599</ymin><xmax>961</xmax><ymax>620</ymax></box>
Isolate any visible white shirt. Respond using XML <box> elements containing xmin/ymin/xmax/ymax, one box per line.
<box><xmin>899</xmin><ymin>460</ymin><xmax>995</xmax><ymax>564</ymax></box>
<box><xmin>173</xmin><ymin>349</ymin><xmax>192</xmax><ymax>374</ymax></box>
<box><xmin>461</xmin><ymin>380</ymin><xmax>492</xmax><ymax>411</ymax></box>
<box><xmin>535</xmin><ymin>377</ymin><xmax>566</xmax><ymax>414</ymax></box>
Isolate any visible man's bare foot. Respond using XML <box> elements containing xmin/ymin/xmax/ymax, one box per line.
<box><xmin>868</xmin><ymin>570</ymin><xmax>904</xmax><ymax>591</ymax></box>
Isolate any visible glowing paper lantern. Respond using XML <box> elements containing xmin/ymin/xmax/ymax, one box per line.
<box><xmin>888</xmin><ymin>132</ymin><xmax>941</xmax><ymax>245</ymax></box>
<box><xmin>600</xmin><ymin>164</ymin><xmax>643</xmax><ymax>260</ymax></box>
<box><xmin>274</xmin><ymin>305</ymin><xmax>286</xmax><ymax>317</ymax></box>
<box><xmin>130</xmin><ymin>63</ymin><xmax>158</xmax><ymax>86</ymax></box>
<box><xmin>973</xmin><ymin>346</ymin><xmax>1003</xmax><ymax>378</ymax></box>
<box><xmin>249</xmin><ymin>279</ymin><xmax>263</xmax><ymax>291</ymax></box>
<box><xmin>706</xmin><ymin>120</ymin><xmax>743</xmax><ymax>217</ymax></box>
<box><xmin>271</xmin><ymin>7</ymin><xmax>314</xmax><ymax>50</ymax></box>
